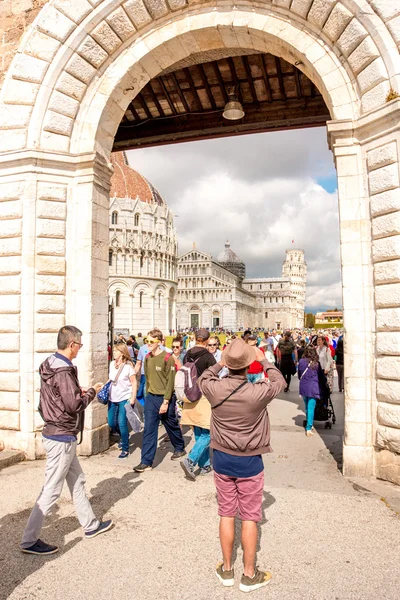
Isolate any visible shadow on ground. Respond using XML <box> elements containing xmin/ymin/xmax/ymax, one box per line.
<box><xmin>288</xmin><ymin>391</ymin><xmax>344</xmax><ymax>471</ymax></box>
<box><xmin>0</xmin><ymin>472</ymin><xmax>142</xmax><ymax>600</ymax></box>
<box><xmin>231</xmin><ymin>490</ymin><xmax>276</xmax><ymax>567</ymax></box>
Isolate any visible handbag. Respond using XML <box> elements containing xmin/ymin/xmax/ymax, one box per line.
<box><xmin>97</xmin><ymin>364</ymin><xmax>125</xmax><ymax>405</ymax></box>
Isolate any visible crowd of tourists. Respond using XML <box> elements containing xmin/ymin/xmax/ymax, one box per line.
<box><xmin>20</xmin><ymin>324</ymin><xmax>343</xmax><ymax>593</ymax></box>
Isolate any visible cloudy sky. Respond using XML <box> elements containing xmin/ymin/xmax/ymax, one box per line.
<box><xmin>127</xmin><ymin>126</ymin><xmax>342</xmax><ymax>312</ymax></box>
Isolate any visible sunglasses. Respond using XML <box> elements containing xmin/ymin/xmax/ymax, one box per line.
<box><xmin>147</xmin><ymin>338</ymin><xmax>160</xmax><ymax>344</ymax></box>
<box><xmin>208</xmin><ymin>343</ymin><xmax>217</xmax><ymax>347</ymax></box>
<box><xmin>172</xmin><ymin>345</ymin><xmax>181</xmax><ymax>349</ymax></box>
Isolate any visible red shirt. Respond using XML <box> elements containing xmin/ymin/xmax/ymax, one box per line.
<box><xmin>247</xmin><ymin>360</ymin><xmax>264</xmax><ymax>374</ymax></box>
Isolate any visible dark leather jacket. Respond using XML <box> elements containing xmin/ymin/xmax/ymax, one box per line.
<box><xmin>38</xmin><ymin>354</ymin><xmax>96</xmax><ymax>439</ymax></box>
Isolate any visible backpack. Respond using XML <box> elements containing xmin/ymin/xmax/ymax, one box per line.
<box><xmin>177</xmin><ymin>357</ymin><xmax>202</xmax><ymax>403</ymax></box>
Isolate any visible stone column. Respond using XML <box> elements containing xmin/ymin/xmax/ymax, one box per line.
<box><xmin>130</xmin><ymin>293</ymin><xmax>134</xmax><ymax>335</ymax></box>
<box><xmin>165</xmin><ymin>296</ymin><xmax>169</xmax><ymax>332</ymax></box>
<box><xmin>151</xmin><ymin>294</ymin><xmax>155</xmax><ymax>328</ymax></box>
<box><xmin>0</xmin><ymin>150</ymin><xmax>111</xmax><ymax>458</ymax></box>
<box><xmin>172</xmin><ymin>299</ymin><xmax>177</xmax><ymax>333</ymax></box>
<box><xmin>363</xmin><ymin>100</ymin><xmax>400</xmax><ymax>485</ymax></box>
<box><xmin>328</xmin><ymin>100</ymin><xmax>400</xmax><ymax>483</ymax></box>
<box><xmin>328</xmin><ymin>120</ymin><xmax>376</xmax><ymax>477</ymax></box>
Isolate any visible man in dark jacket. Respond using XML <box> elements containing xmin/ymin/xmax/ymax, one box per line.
<box><xmin>20</xmin><ymin>326</ymin><xmax>112</xmax><ymax>556</ymax></box>
<box><xmin>199</xmin><ymin>338</ymin><xmax>285</xmax><ymax>592</ymax></box>
<box><xmin>180</xmin><ymin>328</ymin><xmax>216</xmax><ymax>479</ymax></box>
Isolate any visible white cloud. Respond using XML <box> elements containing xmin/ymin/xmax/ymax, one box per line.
<box><xmin>126</xmin><ymin>127</ymin><xmax>342</xmax><ymax>311</ymax></box>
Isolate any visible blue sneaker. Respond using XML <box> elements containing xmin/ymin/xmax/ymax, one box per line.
<box><xmin>21</xmin><ymin>539</ymin><xmax>58</xmax><ymax>555</ymax></box>
<box><xmin>85</xmin><ymin>520</ymin><xmax>113</xmax><ymax>539</ymax></box>
<box><xmin>118</xmin><ymin>451</ymin><xmax>129</xmax><ymax>459</ymax></box>
<box><xmin>118</xmin><ymin>441</ymin><xmax>122</xmax><ymax>449</ymax></box>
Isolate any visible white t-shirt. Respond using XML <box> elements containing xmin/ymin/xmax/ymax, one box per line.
<box><xmin>109</xmin><ymin>361</ymin><xmax>135</xmax><ymax>403</ymax></box>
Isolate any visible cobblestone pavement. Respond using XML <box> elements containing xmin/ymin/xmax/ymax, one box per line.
<box><xmin>1</xmin><ymin>380</ymin><xmax>400</xmax><ymax>600</ymax></box>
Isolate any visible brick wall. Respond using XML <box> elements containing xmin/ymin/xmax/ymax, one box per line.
<box><xmin>0</xmin><ymin>0</ymin><xmax>49</xmax><ymax>89</ymax></box>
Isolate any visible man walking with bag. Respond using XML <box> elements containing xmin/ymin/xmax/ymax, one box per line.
<box><xmin>20</xmin><ymin>326</ymin><xmax>113</xmax><ymax>556</ymax></box>
<box><xmin>133</xmin><ymin>328</ymin><xmax>186</xmax><ymax>472</ymax></box>
<box><xmin>180</xmin><ymin>328</ymin><xmax>216</xmax><ymax>480</ymax></box>
<box><xmin>199</xmin><ymin>338</ymin><xmax>285</xmax><ymax>593</ymax></box>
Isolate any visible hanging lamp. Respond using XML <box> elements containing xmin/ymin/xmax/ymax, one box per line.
<box><xmin>222</xmin><ymin>87</ymin><xmax>245</xmax><ymax>120</ymax></box>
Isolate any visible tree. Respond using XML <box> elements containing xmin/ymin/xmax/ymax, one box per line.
<box><xmin>305</xmin><ymin>313</ymin><xmax>315</xmax><ymax>328</ymax></box>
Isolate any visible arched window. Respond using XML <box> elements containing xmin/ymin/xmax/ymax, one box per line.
<box><xmin>109</xmin><ymin>250</ymin><xmax>113</xmax><ymax>266</ymax></box>
<box><xmin>112</xmin><ymin>211</ymin><xmax>118</xmax><ymax>225</ymax></box>
<box><xmin>158</xmin><ymin>293</ymin><xmax>162</xmax><ymax>309</ymax></box>
<box><xmin>139</xmin><ymin>291</ymin><xmax>143</xmax><ymax>308</ymax></box>
<box><xmin>115</xmin><ymin>290</ymin><xmax>120</xmax><ymax>307</ymax></box>
<box><xmin>134</xmin><ymin>213</ymin><xmax>140</xmax><ymax>227</ymax></box>
<box><xmin>140</xmin><ymin>253</ymin><xmax>144</xmax><ymax>269</ymax></box>
<box><xmin>265</xmin><ymin>312</ymin><xmax>268</xmax><ymax>318</ymax></box>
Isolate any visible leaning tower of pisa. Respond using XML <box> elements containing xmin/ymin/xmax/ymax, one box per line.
<box><xmin>282</xmin><ymin>249</ymin><xmax>307</xmax><ymax>327</ymax></box>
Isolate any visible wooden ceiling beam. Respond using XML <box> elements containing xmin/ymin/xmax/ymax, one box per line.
<box><xmin>159</xmin><ymin>76</ymin><xmax>178</xmax><ymax>115</ymax></box>
<box><xmin>227</xmin><ymin>57</ymin><xmax>244</xmax><ymax>105</ymax></box>
<box><xmin>274</xmin><ymin>56</ymin><xmax>287</xmax><ymax>100</ymax></box>
<box><xmin>242</xmin><ymin>56</ymin><xmax>259</xmax><ymax>105</ymax></box>
<box><xmin>183</xmin><ymin>67</ymin><xmax>203</xmax><ymax>111</ymax></box>
<box><xmin>211</xmin><ymin>61</ymin><xmax>229</xmax><ymax>104</ymax></box>
<box><xmin>114</xmin><ymin>96</ymin><xmax>330</xmax><ymax>150</ymax></box>
<box><xmin>171</xmin><ymin>72</ymin><xmax>190</xmax><ymax>113</ymax></box>
<box><xmin>128</xmin><ymin>102</ymin><xmax>141</xmax><ymax>121</ymax></box>
<box><xmin>136</xmin><ymin>92</ymin><xmax>153</xmax><ymax>120</ymax></box>
<box><xmin>259</xmin><ymin>55</ymin><xmax>273</xmax><ymax>102</ymax></box>
<box><xmin>147</xmin><ymin>82</ymin><xmax>165</xmax><ymax>117</ymax></box>
<box><xmin>197</xmin><ymin>63</ymin><xmax>217</xmax><ymax>109</ymax></box>
<box><xmin>293</xmin><ymin>68</ymin><xmax>303</xmax><ymax>100</ymax></box>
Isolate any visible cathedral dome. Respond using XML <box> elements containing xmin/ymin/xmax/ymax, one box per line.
<box><xmin>217</xmin><ymin>240</ymin><xmax>246</xmax><ymax>280</ymax></box>
<box><xmin>217</xmin><ymin>240</ymin><xmax>243</xmax><ymax>264</ymax></box>
<box><xmin>110</xmin><ymin>151</ymin><xmax>164</xmax><ymax>205</ymax></box>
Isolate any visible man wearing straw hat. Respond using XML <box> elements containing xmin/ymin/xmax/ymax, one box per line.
<box><xmin>199</xmin><ymin>338</ymin><xmax>285</xmax><ymax>593</ymax></box>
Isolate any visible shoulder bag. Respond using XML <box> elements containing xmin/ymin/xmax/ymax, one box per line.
<box><xmin>212</xmin><ymin>380</ymin><xmax>247</xmax><ymax>410</ymax></box>
<box><xmin>97</xmin><ymin>363</ymin><xmax>125</xmax><ymax>405</ymax></box>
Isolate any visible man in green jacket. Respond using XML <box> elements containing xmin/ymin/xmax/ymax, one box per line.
<box><xmin>133</xmin><ymin>328</ymin><xmax>186</xmax><ymax>472</ymax></box>
<box><xmin>199</xmin><ymin>338</ymin><xmax>285</xmax><ymax>593</ymax></box>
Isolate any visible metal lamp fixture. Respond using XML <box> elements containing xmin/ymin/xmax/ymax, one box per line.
<box><xmin>222</xmin><ymin>87</ymin><xmax>245</xmax><ymax>121</ymax></box>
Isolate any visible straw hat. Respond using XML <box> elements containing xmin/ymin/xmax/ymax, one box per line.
<box><xmin>222</xmin><ymin>338</ymin><xmax>256</xmax><ymax>370</ymax></box>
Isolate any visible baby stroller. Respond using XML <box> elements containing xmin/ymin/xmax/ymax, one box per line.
<box><xmin>302</xmin><ymin>370</ymin><xmax>336</xmax><ymax>429</ymax></box>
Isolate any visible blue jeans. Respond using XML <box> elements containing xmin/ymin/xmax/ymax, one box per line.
<box><xmin>189</xmin><ymin>426</ymin><xmax>210</xmax><ymax>468</ymax></box>
<box><xmin>141</xmin><ymin>393</ymin><xmax>185</xmax><ymax>466</ymax></box>
<box><xmin>108</xmin><ymin>400</ymin><xmax>129</xmax><ymax>452</ymax></box>
<box><xmin>137</xmin><ymin>375</ymin><xmax>146</xmax><ymax>406</ymax></box>
<box><xmin>302</xmin><ymin>396</ymin><xmax>317</xmax><ymax>431</ymax></box>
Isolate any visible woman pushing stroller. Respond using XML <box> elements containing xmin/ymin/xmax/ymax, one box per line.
<box><xmin>297</xmin><ymin>346</ymin><xmax>323</xmax><ymax>437</ymax></box>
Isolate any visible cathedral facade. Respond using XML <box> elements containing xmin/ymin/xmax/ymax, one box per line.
<box><xmin>109</xmin><ymin>154</ymin><xmax>306</xmax><ymax>334</ymax></box>
<box><xmin>176</xmin><ymin>242</ymin><xmax>306</xmax><ymax>331</ymax></box>
<box><xmin>108</xmin><ymin>153</ymin><xmax>178</xmax><ymax>334</ymax></box>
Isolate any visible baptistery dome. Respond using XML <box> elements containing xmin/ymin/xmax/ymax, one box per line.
<box><xmin>110</xmin><ymin>152</ymin><xmax>164</xmax><ymax>205</ymax></box>
<box><xmin>108</xmin><ymin>152</ymin><xmax>177</xmax><ymax>335</ymax></box>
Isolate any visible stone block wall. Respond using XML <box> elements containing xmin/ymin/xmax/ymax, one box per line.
<box><xmin>0</xmin><ymin>1</ymin><xmax>49</xmax><ymax>88</ymax></box>
<box><xmin>368</xmin><ymin>129</ymin><xmax>400</xmax><ymax>484</ymax></box>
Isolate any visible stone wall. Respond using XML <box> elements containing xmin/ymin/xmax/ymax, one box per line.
<box><xmin>0</xmin><ymin>0</ymin><xmax>49</xmax><ymax>88</ymax></box>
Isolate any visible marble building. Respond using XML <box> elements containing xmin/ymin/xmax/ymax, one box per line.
<box><xmin>108</xmin><ymin>153</ymin><xmax>177</xmax><ymax>334</ymax></box>
<box><xmin>176</xmin><ymin>242</ymin><xmax>306</xmax><ymax>331</ymax></box>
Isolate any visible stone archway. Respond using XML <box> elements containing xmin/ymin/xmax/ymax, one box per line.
<box><xmin>0</xmin><ymin>1</ymin><xmax>400</xmax><ymax>484</ymax></box>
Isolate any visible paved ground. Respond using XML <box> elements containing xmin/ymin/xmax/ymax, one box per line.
<box><xmin>1</xmin><ymin>379</ymin><xmax>400</xmax><ymax>600</ymax></box>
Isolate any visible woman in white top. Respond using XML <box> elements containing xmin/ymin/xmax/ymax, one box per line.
<box><xmin>108</xmin><ymin>343</ymin><xmax>137</xmax><ymax>459</ymax></box>
<box><xmin>316</xmin><ymin>336</ymin><xmax>334</xmax><ymax>391</ymax></box>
